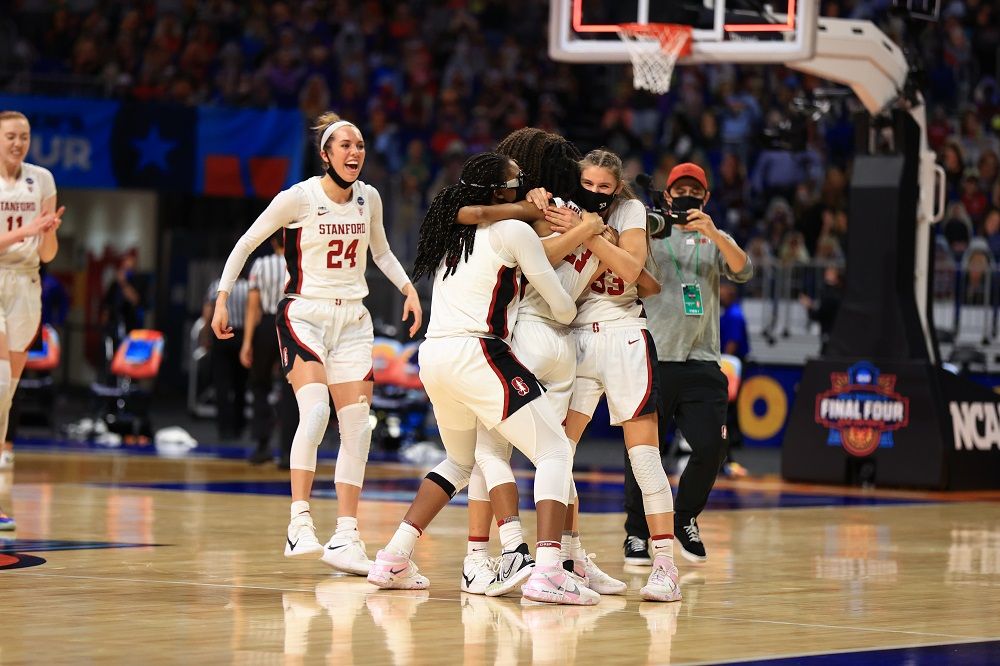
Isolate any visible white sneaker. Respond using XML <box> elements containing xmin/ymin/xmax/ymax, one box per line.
<box><xmin>368</xmin><ymin>550</ymin><xmax>430</xmax><ymax>590</ymax></box>
<box><xmin>0</xmin><ymin>450</ymin><xmax>13</xmax><ymax>470</ymax></box>
<box><xmin>485</xmin><ymin>543</ymin><xmax>535</xmax><ymax>597</ymax></box>
<box><xmin>579</xmin><ymin>554</ymin><xmax>627</xmax><ymax>595</ymax></box>
<box><xmin>284</xmin><ymin>514</ymin><xmax>324</xmax><ymax>558</ymax></box>
<box><xmin>640</xmin><ymin>553</ymin><xmax>683</xmax><ymax>602</ymax></box>
<box><xmin>461</xmin><ymin>552</ymin><xmax>496</xmax><ymax>594</ymax></box>
<box><xmin>321</xmin><ymin>530</ymin><xmax>373</xmax><ymax>575</ymax></box>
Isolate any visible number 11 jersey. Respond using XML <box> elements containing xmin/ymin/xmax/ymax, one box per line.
<box><xmin>0</xmin><ymin>162</ymin><xmax>56</xmax><ymax>272</ymax></box>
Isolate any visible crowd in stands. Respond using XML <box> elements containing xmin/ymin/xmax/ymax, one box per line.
<box><xmin>1</xmin><ymin>0</ymin><xmax>998</xmax><ymax>287</ymax></box>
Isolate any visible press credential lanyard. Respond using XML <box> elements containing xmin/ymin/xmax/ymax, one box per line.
<box><xmin>666</xmin><ymin>235</ymin><xmax>704</xmax><ymax>316</ymax></box>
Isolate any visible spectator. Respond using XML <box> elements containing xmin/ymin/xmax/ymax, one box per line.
<box><xmin>962</xmin><ymin>169</ymin><xmax>989</xmax><ymax>225</ymax></box>
<box><xmin>202</xmin><ymin>276</ymin><xmax>249</xmax><ymax>441</ymax></box>
<box><xmin>941</xmin><ymin>139</ymin><xmax>967</xmax><ymax>201</ymax></box>
<box><xmin>799</xmin><ymin>265</ymin><xmax>844</xmax><ymax>356</ymax></box>
<box><xmin>962</xmin><ymin>241</ymin><xmax>993</xmax><ymax>304</ymax></box>
<box><xmin>978</xmin><ymin>149</ymin><xmax>999</xmax><ymax>193</ymax></box>
<box><xmin>719</xmin><ymin>280</ymin><xmax>749</xmax><ymax>477</ymax></box>
<box><xmin>982</xmin><ymin>208</ymin><xmax>1000</xmax><ymax>260</ymax></box>
<box><xmin>100</xmin><ymin>254</ymin><xmax>145</xmax><ymax>355</ymax></box>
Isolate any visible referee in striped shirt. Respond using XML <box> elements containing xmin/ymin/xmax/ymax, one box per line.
<box><xmin>205</xmin><ymin>274</ymin><xmax>249</xmax><ymax>440</ymax></box>
<box><xmin>241</xmin><ymin>233</ymin><xmax>297</xmax><ymax>467</ymax></box>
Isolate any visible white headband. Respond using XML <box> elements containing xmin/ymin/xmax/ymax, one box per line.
<box><xmin>320</xmin><ymin>120</ymin><xmax>361</xmax><ymax>149</ymax></box>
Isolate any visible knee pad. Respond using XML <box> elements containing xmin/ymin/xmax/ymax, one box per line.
<box><xmin>474</xmin><ymin>427</ymin><xmax>516</xmax><ymax>493</ymax></box>
<box><xmin>468</xmin><ymin>464</ymin><xmax>490</xmax><ymax>502</ymax></box>
<box><xmin>426</xmin><ymin>456</ymin><xmax>473</xmax><ymax>498</ymax></box>
<box><xmin>289</xmin><ymin>383</ymin><xmax>330</xmax><ymax>472</ymax></box>
<box><xmin>497</xmin><ymin>402</ymin><xmax>571</xmax><ymax>505</ymax></box>
<box><xmin>628</xmin><ymin>444</ymin><xmax>674</xmax><ymax>514</ymax></box>
<box><xmin>333</xmin><ymin>398</ymin><xmax>372</xmax><ymax>488</ymax></box>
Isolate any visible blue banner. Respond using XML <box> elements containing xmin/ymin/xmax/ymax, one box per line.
<box><xmin>737</xmin><ymin>364</ymin><xmax>802</xmax><ymax>447</ymax></box>
<box><xmin>0</xmin><ymin>95</ymin><xmax>117</xmax><ymax>188</ymax></box>
<box><xmin>196</xmin><ymin>106</ymin><xmax>305</xmax><ymax>198</ymax></box>
<box><xmin>0</xmin><ymin>95</ymin><xmax>303</xmax><ymax>196</ymax></box>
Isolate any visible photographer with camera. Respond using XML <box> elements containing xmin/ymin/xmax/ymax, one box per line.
<box><xmin>623</xmin><ymin>163</ymin><xmax>753</xmax><ymax>566</ymax></box>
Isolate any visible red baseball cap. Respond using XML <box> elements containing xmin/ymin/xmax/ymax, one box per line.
<box><xmin>665</xmin><ymin>163</ymin><xmax>709</xmax><ymax>190</ymax></box>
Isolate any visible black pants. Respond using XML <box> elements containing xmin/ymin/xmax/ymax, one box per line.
<box><xmin>211</xmin><ymin>330</ymin><xmax>247</xmax><ymax>439</ymax></box>
<box><xmin>624</xmin><ymin>360</ymin><xmax>729</xmax><ymax>539</ymax></box>
<box><xmin>249</xmin><ymin>314</ymin><xmax>297</xmax><ymax>461</ymax></box>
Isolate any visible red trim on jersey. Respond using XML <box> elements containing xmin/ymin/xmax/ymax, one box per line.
<box><xmin>632</xmin><ymin>329</ymin><xmax>655</xmax><ymax>419</ymax></box>
<box><xmin>486</xmin><ymin>266</ymin><xmax>518</xmax><ymax>339</ymax></box>
<box><xmin>279</xmin><ymin>299</ymin><xmax>321</xmax><ymax>363</ymax></box>
<box><xmin>480</xmin><ymin>338</ymin><xmax>510</xmax><ymax>419</ymax></box>
<box><xmin>364</xmin><ymin>366</ymin><xmax>374</xmax><ymax>382</ymax></box>
<box><xmin>283</xmin><ymin>227</ymin><xmax>303</xmax><ymax>293</ymax></box>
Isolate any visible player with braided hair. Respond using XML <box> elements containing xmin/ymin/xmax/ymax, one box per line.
<box><xmin>459</xmin><ymin>129</ymin><xmax>642</xmax><ymax>597</ymax></box>
<box><xmin>410</xmin><ymin>152</ymin><xmax>511</xmax><ymax>282</ymax></box>
<box><xmin>369</xmin><ymin>151</ymin><xmax>599</xmax><ymax>605</ymax></box>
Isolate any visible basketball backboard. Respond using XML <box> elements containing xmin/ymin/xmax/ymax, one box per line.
<box><xmin>549</xmin><ymin>0</ymin><xmax>818</xmax><ymax>65</ymax></box>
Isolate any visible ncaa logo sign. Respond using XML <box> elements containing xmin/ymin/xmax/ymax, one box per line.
<box><xmin>511</xmin><ymin>377</ymin><xmax>530</xmax><ymax>397</ymax></box>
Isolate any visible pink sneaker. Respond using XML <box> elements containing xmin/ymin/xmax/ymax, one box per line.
<box><xmin>367</xmin><ymin>550</ymin><xmax>430</xmax><ymax>590</ymax></box>
<box><xmin>640</xmin><ymin>553</ymin><xmax>682</xmax><ymax>602</ymax></box>
<box><xmin>521</xmin><ymin>565</ymin><xmax>600</xmax><ymax>606</ymax></box>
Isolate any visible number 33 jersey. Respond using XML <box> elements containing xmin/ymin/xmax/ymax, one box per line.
<box><xmin>0</xmin><ymin>162</ymin><xmax>56</xmax><ymax>271</ymax></box>
<box><xmin>572</xmin><ymin>198</ymin><xmax>648</xmax><ymax>326</ymax></box>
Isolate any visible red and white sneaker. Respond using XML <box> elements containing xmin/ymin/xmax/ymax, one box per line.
<box><xmin>367</xmin><ymin>550</ymin><xmax>430</xmax><ymax>590</ymax></box>
<box><xmin>640</xmin><ymin>553</ymin><xmax>682</xmax><ymax>602</ymax></box>
<box><xmin>521</xmin><ymin>564</ymin><xmax>600</xmax><ymax>606</ymax></box>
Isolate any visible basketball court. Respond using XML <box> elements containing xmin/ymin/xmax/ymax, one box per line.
<box><xmin>2</xmin><ymin>450</ymin><xmax>998</xmax><ymax>663</ymax></box>
<box><xmin>3</xmin><ymin>1</ymin><xmax>999</xmax><ymax>664</ymax></box>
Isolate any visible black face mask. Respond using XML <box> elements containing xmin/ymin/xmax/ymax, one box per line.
<box><xmin>670</xmin><ymin>195</ymin><xmax>705</xmax><ymax>214</ymax></box>
<box><xmin>575</xmin><ymin>186</ymin><xmax>616</xmax><ymax>214</ymax></box>
<box><xmin>324</xmin><ymin>155</ymin><xmax>357</xmax><ymax>190</ymax></box>
<box><xmin>513</xmin><ymin>183</ymin><xmax>531</xmax><ymax>202</ymax></box>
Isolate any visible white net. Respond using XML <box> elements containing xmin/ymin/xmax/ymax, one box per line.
<box><xmin>616</xmin><ymin>24</ymin><xmax>692</xmax><ymax>95</ymax></box>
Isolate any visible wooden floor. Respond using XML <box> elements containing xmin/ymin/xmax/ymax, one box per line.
<box><xmin>2</xmin><ymin>450</ymin><xmax>999</xmax><ymax>665</ymax></box>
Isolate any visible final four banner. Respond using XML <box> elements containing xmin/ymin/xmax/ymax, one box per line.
<box><xmin>0</xmin><ymin>95</ymin><xmax>303</xmax><ymax>197</ymax></box>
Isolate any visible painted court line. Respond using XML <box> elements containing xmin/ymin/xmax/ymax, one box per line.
<box><xmin>673</xmin><ymin>637</ymin><xmax>1000</xmax><ymax>666</ymax></box>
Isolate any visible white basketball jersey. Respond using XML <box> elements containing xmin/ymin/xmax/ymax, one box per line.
<box><xmin>425</xmin><ymin>221</ymin><xmax>523</xmax><ymax>342</ymax></box>
<box><xmin>284</xmin><ymin>176</ymin><xmax>374</xmax><ymax>300</ymax></box>
<box><xmin>518</xmin><ymin>235</ymin><xmax>600</xmax><ymax>324</ymax></box>
<box><xmin>573</xmin><ymin>198</ymin><xmax>648</xmax><ymax>326</ymax></box>
<box><xmin>0</xmin><ymin>163</ymin><xmax>55</xmax><ymax>271</ymax></box>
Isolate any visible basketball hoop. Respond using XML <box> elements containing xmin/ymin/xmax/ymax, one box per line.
<box><xmin>616</xmin><ymin>23</ymin><xmax>693</xmax><ymax>94</ymax></box>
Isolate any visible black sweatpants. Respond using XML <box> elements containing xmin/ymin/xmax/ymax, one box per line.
<box><xmin>249</xmin><ymin>314</ymin><xmax>297</xmax><ymax>462</ymax></box>
<box><xmin>211</xmin><ymin>330</ymin><xmax>247</xmax><ymax>439</ymax></box>
<box><xmin>624</xmin><ymin>360</ymin><xmax>729</xmax><ymax>539</ymax></box>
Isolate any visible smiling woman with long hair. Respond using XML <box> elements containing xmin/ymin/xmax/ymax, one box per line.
<box><xmin>0</xmin><ymin>110</ymin><xmax>64</xmax><ymax>531</ymax></box>
<box><xmin>210</xmin><ymin>112</ymin><xmax>421</xmax><ymax>576</ymax></box>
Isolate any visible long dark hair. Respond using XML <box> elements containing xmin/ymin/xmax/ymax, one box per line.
<box><xmin>412</xmin><ymin>151</ymin><xmax>511</xmax><ymax>281</ymax></box>
<box><xmin>496</xmin><ymin>127</ymin><xmax>582</xmax><ymax>201</ymax></box>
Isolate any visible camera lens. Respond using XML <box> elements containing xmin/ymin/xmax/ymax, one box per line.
<box><xmin>647</xmin><ymin>211</ymin><xmax>671</xmax><ymax>238</ymax></box>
